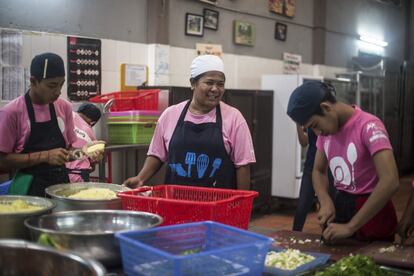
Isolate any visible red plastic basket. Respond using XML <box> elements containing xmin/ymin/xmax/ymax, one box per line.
<box><xmin>118</xmin><ymin>185</ymin><xmax>258</xmax><ymax>229</ymax></box>
<box><xmin>89</xmin><ymin>89</ymin><xmax>159</xmax><ymax>111</ymax></box>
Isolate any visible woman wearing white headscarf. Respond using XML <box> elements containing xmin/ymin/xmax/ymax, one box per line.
<box><xmin>124</xmin><ymin>55</ymin><xmax>255</xmax><ymax>190</ymax></box>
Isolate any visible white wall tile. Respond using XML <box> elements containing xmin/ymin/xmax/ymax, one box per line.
<box><xmin>101</xmin><ymin>39</ymin><xmax>116</xmax><ymax>71</ymax></box>
<box><xmin>22</xmin><ymin>33</ymin><xmax>32</xmax><ymax>68</ymax></box>
<box><xmin>115</xmin><ymin>41</ymin><xmax>131</xmax><ymax>68</ymax></box>
<box><xmin>101</xmin><ymin>70</ymin><xmax>118</xmax><ymax>93</ymax></box>
<box><xmin>130</xmin><ymin>43</ymin><xmax>147</xmax><ymax>65</ymax></box>
<box><xmin>30</xmin><ymin>33</ymin><xmax>51</xmax><ymax>57</ymax></box>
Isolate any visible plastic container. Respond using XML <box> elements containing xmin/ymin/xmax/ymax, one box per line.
<box><xmin>108</xmin><ymin>122</ymin><xmax>156</xmax><ymax>144</ymax></box>
<box><xmin>263</xmin><ymin>247</ymin><xmax>330</xmax><ymax>276</ymax></box>
<box><xmin>118</xmin><ymin>185</ymin><xmax>258</xmax><ymax>229</ymax></box>
<box><xmin>108</xmin><ymin>110</ymin><xmax>161</xmax><ymax>123</ymax></box>
<box><xmin>115</xmin><ymin>221</ymin><xmax>273</xmax><ymax>276</ymax></box>
<box><xmin>0</xmin><ymin>180</ymin><xmax>12</xmax><ymax>195</ymax></box>
<box><xmin>89</xmin><ymin>90</ymin><xmax>159</xmax><ymax>111</ymax></box>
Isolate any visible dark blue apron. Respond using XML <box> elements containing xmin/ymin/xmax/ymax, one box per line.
<box><xmin>165</xmin><ymin>101</ymin><xmax>236</xmax><ymax>189</ymax></box>
<box><xmin>20</xmin><ymin>92</ymin><xmax>69</xmax><ymax>196</ymax></box>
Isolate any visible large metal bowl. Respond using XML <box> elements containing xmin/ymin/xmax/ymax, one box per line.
<box><xmin>45</xmin><ymin>182</ymin><xmax>129</xmax><ymax>211</ymax></box>
<box><xmin>0</xmin><ymin>195</ymin><xmax>56</xmax><ymax>239</ymax></box>
<box><xmin>0</xmin><ymin>239</ymin><xmax>106</xmax><ymax>276</ymax></box>
<box><xmin>24</xmin><ymin>210</ymin><xmax>163</xmax><ymax>267</ymax></box>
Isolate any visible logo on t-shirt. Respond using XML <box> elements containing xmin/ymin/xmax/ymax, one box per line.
<box><xmin>74</xmin><ymin>127</ymin><xmax>92</xmax><ymax>143</ymax></box>
<box><xmin>329</xmin><ymin>142</ymin><xmax>357</xmax><ymax>191</ymax></box>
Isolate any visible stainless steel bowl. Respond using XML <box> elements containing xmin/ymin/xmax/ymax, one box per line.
<box><xmin>0</xmin><ymin>195</ymin><xmax>56</xmax><ymax>239</ymax></box>
<box><xmin>45</xmin><ymin>182</ymin><xmax>129</xmax><ymax>212</ymax></box>
<box><xmin>25</xmin><ymin>210</ymin><xmax>163</xmax><ymax>267</ymax></box>
<box><xmin>0</xmin><ymin>239</ymin><xmax>106</xmax><ymax>276</ymax></box>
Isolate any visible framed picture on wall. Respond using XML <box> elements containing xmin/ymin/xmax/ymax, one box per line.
<box><xmin>268</xmin><ymin>0</ymin><xmax>296</xmax><ymax>18</ymax></box>
<box><xmin>234</xmin><ymin>20</ymin><xmax>255</xmax><ymax>46</ymax></box>
<box><xmin>185</xmin><ymin>13</ymin><xmax>204</xmax><ymax>37</ymax></box>
<box><xmin>275</xmin><ymin>22</ymin><xmax>287</xmax><ymax>41</ymax></box>
<box><xmin>203</xmin><ymin>9</ymin><xmax>219</xmax><ymax>30</ymax></box>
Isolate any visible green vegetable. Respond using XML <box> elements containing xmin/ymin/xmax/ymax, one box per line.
<box><xmin>37</xmin><ymin>233</ymin><xmax>63</xmax><ymax>250</ymax></box>
<box><xmin>315</xmin><ymin>255</ymin><xmax>392</xmax><ymax>276</ymax></box>
<box><xmin>180</xmin><ymin>249</ymin><xmax>201</xmax><ymax>255</ymax></box>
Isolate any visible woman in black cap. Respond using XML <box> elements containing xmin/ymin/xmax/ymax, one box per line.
<box><xmin>66</xmin><ymin>103</ymin><xmax>103</xmax><ymax>182</ymax></box>
<box><xmin>0</xmin><ymin>52</ymin><xmax>80</xmax><ymax>195</ymax></box>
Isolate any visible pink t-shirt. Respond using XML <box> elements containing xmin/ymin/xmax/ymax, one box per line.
<box><xmin>66</xmin><ymin>112</ymin><xmax>96</xmax><ymax>182</ymax></box>
<box><xmin>316</xmin><ymin>106</ymin><xmax>392</xmax><ymax>194</ymax></box>
<box><xmin>0</xmin><ymin>95</ymin><xmax>77</xmax><ymax>154</ymax></box>
<box><xmin>148</xmin><ymin>101</ymin><xmax>256</xmax><ymax>167</ymax></box>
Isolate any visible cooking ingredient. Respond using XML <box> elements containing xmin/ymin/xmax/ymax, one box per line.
<box><xmin>265</xmin><ymin>249</ymin><xmax>315</xmax><ymax>270</ymax></box>
<box><xmin>180</xmin><ymin>249</ymin><xmax>201</xmax><ymax>255</ymax></box>
<box><xmin>0</xmin><ymin>199</ymin><xmax>42</xmax><ymax>213</ymax></box>
<box><xmin>379</xmin><ymin>245</ymin><xmax>397</xmax><ymax>253</ymax></box>
<box><xmin>86</xmin><ymin>143</ymin><xmax>105</xmax><ymax>154</ymax></box>
<box><xmin>68</xmin><ymin>188</ymin><xmax>117</xmax><ymax>200</ymax></box>
<box><xmin>315</xmin><ymin>255</ymin><xmax>392</xmax><ymax>276</ymax></box>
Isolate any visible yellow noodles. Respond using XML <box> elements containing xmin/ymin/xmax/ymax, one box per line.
<box><xmin>68</xmin><ymin>188</ymin><xmax>117</xmax><ymax>200</ymax></box>
<box><xmin>0</xmin><ymin>199</ymin><xmax>42</xmax><ymax>213</ymax></box>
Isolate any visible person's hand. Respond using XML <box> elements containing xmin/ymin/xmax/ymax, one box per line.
<box><xmin>123</xmin><ymin>176</ymin><xmax>144</xmax><ymax>189</ymax></box>
<box><xmin>323</xmin><ymin>223</ymin><xmax>355</xmax><ymax>241</ymax></box>
<box><xmin>82</xmin><ymin>140</ymin><xmax>106</xmax><ymax>162</ymax></box>
<box><xmin>47</xmin><ymin>148</ymin><xmax>69</xmax><ymax>165</ymax></box>
<box><xmin>318</xmin><ymin>200</ymin><xmax>336</xmax><ymax>229</ymax></box>
<box><xmin>397</xmin><ymin>216</ymin><xmax>414</xmax><ymax>245</ymax></box>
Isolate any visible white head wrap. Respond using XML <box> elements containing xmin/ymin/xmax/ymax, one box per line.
<box><xmin>190</xmin><ymin>54</ymin><xmax>224</xmax><ymax>79</ymax></box>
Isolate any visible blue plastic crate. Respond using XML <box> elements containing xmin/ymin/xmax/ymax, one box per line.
<box><xmin>115</xmin><ymin>221</ymin><xmax>273</xmax><ymax>276</ymax></box>
<box><xmin>0</xmin><ymin>180</ymin><xmax>11</xmax><ymax>195</ymax></box>
<box><xmin>263</xmin><ymin>246</ymin><xmax>330</xmax><ymax>276</ymax></box>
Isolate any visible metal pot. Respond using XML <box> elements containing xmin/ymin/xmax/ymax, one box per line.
<box><xmin>0</xmin><ymin>239</ymin><xmax>106</xmax><ymax>276</ymax></box>
<box><xmin>45</xmin><ymin>182</ymin><xmax>129</xmax><ymax>212</ymax></box>
<box><xmin>24</xmin><ymin>210</ymin><xmax>163</xmax><ymax>267</ymax></box>
<box><xmin>0</xmin><ymin>195</ymin><xmax>55</xmax><ymax>239</ymax></box>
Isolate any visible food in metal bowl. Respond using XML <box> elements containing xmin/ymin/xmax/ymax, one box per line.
<box><xmin>0</xmin><ymin>199</ymin><xmax>43</xmax><ymax>213</ymax></box>
<box><xmin>0</xmin><ymin>196</ymin><xmax>55</xmax><ymax>239</ymax></box>
<box><xmin>45</xmin><ymin>182</ymin><xmax>129</xmax><ymax>211</ymax></box>
<box><xmin>67</xmin><ymin>188</ymin><xmax>117</xmax><ymax>200</ymax></box>
<box><xmin>24</xmin><ymin>210</ymin><xmax>163</xmax><ymax>267</ymax></box>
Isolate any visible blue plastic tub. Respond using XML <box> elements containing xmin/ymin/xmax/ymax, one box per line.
<box><xmin>263</xmin><ymin>246</ymin><xmax>330</xmax><ymax>276</ymax></box>
<box><xmin>115</xmin><ymin>221</ymin><xmax>273</xmax><ymax>276</ymax></box>
<box><xmin>0</xmin><ymin>180</ymin><xmax>11</xmax><ymax>195</ymax></box>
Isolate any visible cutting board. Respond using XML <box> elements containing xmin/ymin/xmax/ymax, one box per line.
<box><xmin>270</xmin><ymin>230</ymin><xmax>368</xmax><ymax>261</ymax></box>
<box><xmin>356</xmin><ymin>242</ymin><xmax>414</xmax><ymax>269</ymax></box>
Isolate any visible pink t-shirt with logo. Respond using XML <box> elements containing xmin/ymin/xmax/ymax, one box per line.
<box><xmin>148</xmin><ymin>101</ymin><xmax>256</xmax><ymax>167</ymax></box>
<box><xmin>0</xmin><ymin>95</ymin><xmax>77</xmax><ymax>154</ymax></box>
<box><xmin>66</xmin><ymin>112</ymin><xmax>96</xmax><ymax>182</ymax></box>
<box><xmin>316</xmin><ymin>106</ymin><xmax>392</xmax><ymax>194</ymax></box>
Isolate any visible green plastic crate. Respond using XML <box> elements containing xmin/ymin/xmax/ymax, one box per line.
<box><xmin>108</xmin><ymin>122</ymin><xmax>156</xmax><ymax>144</ymax></box>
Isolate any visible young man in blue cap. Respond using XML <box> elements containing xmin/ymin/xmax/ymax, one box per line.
<box><xmin>287</xmin><ymin>81</ymin><xmax>399</xmax><ymax>242</ymax></box>
<box><xmin>0</xmin><ymin>52</ymin><xmax>77</xmax><ymax>195</ymax></box>
<box><xmin>66</xmin><ymin>103</ymin><xmax>103</xmax><ymax>182</ymax></box>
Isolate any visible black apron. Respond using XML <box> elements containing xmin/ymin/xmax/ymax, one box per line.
<box><xmin>165</xmin><ymin>101</ymin><xmax>236</xmax><ymax>189</ymax></box>
<box><xmin>20</xmin><ymin>92</ymin><xmax>69</xmax><ymax>196</ymax></box>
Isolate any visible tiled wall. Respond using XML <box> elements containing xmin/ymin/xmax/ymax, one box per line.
<box><xmin>17</xmin><ymin>30</ymin><xmax>347</xmax><ymax>101</ymax></box>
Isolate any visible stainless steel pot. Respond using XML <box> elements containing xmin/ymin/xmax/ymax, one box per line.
<box><xmin>0</xmin><ymin>239</ymin><xmax>106</xmax><ymax>276</ymax></box>
<box><xmin>45</xmin><ymin>182</ymin><xmax>129</xmax><ymax>212</ymax></box>
<box><xmin>24</xmin><ymin>210</ymin><xmax>163</xmax><ymax>267</ymax></box>
<box><xmin>0</xmin><ymin>195</ymin><xmax>55</xmax><ymax>239</ymax></box>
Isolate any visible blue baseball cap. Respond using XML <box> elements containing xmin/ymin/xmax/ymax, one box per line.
<box><xmin>287</xmin><ymin>81</ymin><xmax>327</xmax><ymax>125</ymax></box>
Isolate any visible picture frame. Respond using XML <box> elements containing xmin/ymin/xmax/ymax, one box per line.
<box><xmin>233</xmin><ymin>20</ymin><xmax>255</xmax><ymax>46</ymax></box>
<box><xmin>203</xmin><ymin>8</ymin><xmax>219</xmax><ymax>30</ymax></box>
<box><xmin>275</xmin><ymin>22</ymin><xmax>287</xmax><ymax>41</ymax></box>
<box><xmin>185</xmin><ymin>13</ymin><xmax>204</xmax><ymax>37</ymax></box>
<box><xmin>268</xmin><ymin>0</ymin><xmax>296</xmax><ymax>18</ymax></box>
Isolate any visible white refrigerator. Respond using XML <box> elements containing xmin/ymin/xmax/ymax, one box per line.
<box><xmin>261</xmin><ymin>75</ymin><xmax>322</xmax><ymax>198</ymax></box>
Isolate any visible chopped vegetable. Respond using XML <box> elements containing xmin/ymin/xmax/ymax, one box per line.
<box><xmin>315</xmin><ymin>255</ymin><xmax>392</xmax><ymax>276</ymax></box>
<box><xmin>265</xmin><ymin>249</ymin><xmax>315</xmax><ymax>270</ymax></box>
<box><xmin>180</xmin><ymin>249</ymin><xmax>201</xmax><ymax>255</ymax></box>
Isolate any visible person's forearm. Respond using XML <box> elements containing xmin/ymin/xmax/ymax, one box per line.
<box><xmin>136</xmin><ymin>156</ymin><xmax>163</xmax><ymax>183</ymax></box>
<box><xmin>348</xmin><ymin>175</ymin><xmax>399</xmax><ymax>232</ymax></box>
<box><xmin>0</xmin><ymin>151</ymin><xmax>49</xmax><ymax>171</ymax></box>
<box><xmin>236</xmin><ymin>165</ymin><xmax>250</xmax><ymax>190</ymax></box>
<box><xmin>312</xmin><ymin>169</ymin><xmax>331</xmax><ymax>204</ymax></box>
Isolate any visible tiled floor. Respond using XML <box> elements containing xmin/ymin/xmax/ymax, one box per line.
<box><xmin>249</xmin><ymin>174</ymin><xmax>414</xmax><ymax>236</ymax></box>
